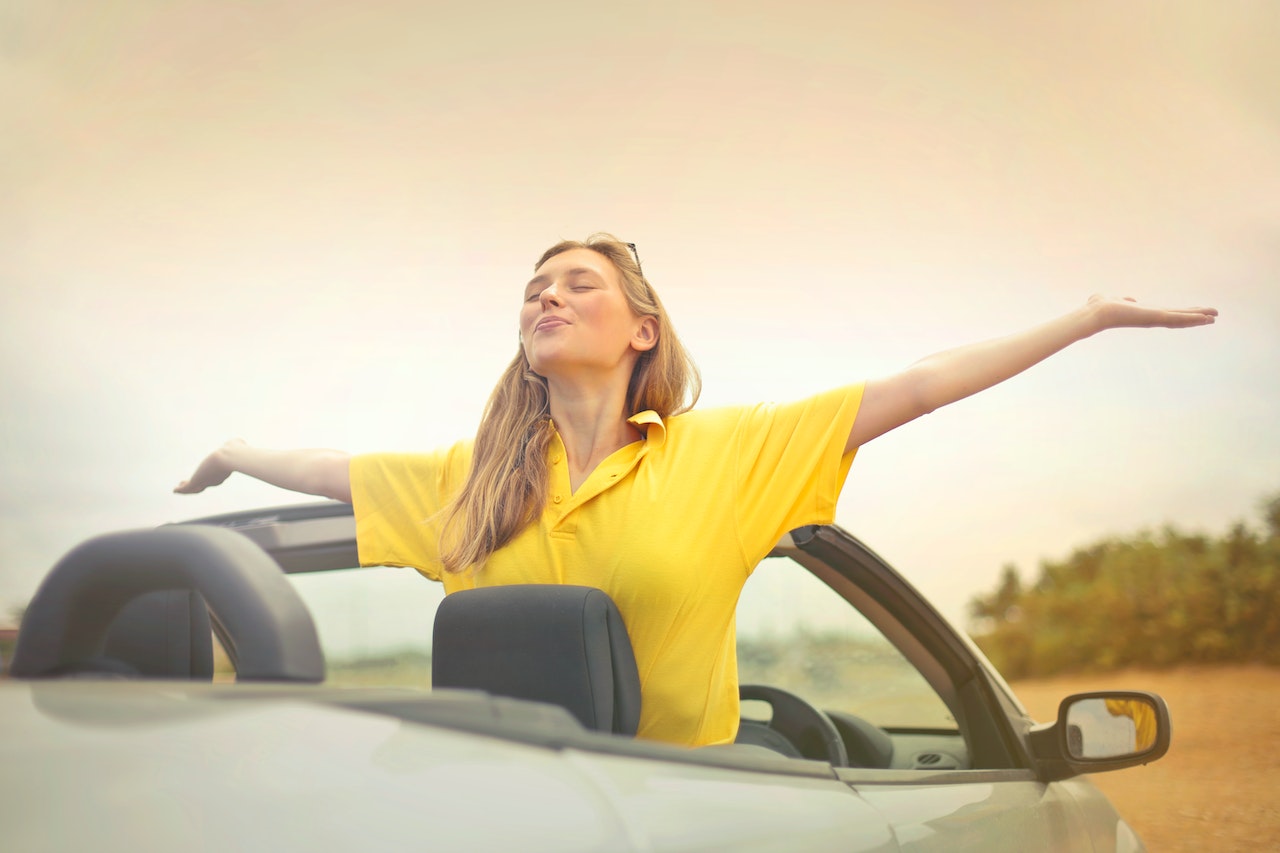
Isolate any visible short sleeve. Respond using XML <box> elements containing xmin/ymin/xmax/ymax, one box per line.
<box><xmin>349</xmin><ymin>442</ymin><xmax>472</xmax><ymax>580</ymax></box>
<box><xmin>733</xmin><ymin>383</ymin><xmax>864</xmax><ymax>563</ymax></box>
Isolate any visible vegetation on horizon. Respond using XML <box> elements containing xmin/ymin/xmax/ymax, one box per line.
<box><xmin>969</xmin><ymin>492</ymin><xmax>1280</xmax><ymax>679</ymax></box>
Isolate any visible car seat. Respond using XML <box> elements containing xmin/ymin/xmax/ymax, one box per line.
<box><xmin>92</xmin><ymin>590</ymin><xmax>214</xmax><ymax>679</ymax></box>
<box><xmin>431</xmin><ymin>585</ymin><xmax>642</xmax><ymax>735</ymax></box>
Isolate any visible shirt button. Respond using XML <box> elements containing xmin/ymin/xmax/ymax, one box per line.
<box><xmin>553</xmin><ymin>495</ymin><xmax>563</xmax><ymax>504</ymax></box>
<box><xmin>550</xmin><ymin>454</ymin><xmax>561</xmax><ymax>463</ymax></box>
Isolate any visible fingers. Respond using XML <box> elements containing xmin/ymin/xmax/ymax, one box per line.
<box><xmin>1092</xmin><ymin>294</ymin><xmax>1219</xmax><ymax>328</ymax></box>
<box><xmin>1159</xmin><ymin>307</ymin><xmax>1217</xmax><ymax>328</ymax></box>
<box><xmin>174</xmin><ymin>445</ymin><xmax>237</xmax><ymax>494</ymax></box>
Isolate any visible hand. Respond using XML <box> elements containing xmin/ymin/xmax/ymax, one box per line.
<box><xmin>174</xmin><ymin>439</ymin><xmax>243</xmax><ymax>494</ymax></box>
<box><xmin>1087</xmin><ymin>294</ymin><xmax>1218</xmax><ymax>331</ymax></box>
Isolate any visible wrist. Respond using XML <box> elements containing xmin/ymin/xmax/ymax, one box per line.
<box><xmin>216</xmin><ymin>439</ymin><xmax>249</xmax><ymax>472</ymax></box>
<box><xmin>1072</xmin><ymin>299</ymin><xmax>1107</xmax><ymax>339</ymax></box>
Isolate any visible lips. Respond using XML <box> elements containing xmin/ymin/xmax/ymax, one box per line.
<box><xmin>534</xmin><ymin>316</ymin><xmax>569</xmax><ymax>333</ymax></box>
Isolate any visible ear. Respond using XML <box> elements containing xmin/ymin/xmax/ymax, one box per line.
<box><xmin>631</xmin><ymin>315</ymin><xmax>659</xmax><ymax>353</ymax></box>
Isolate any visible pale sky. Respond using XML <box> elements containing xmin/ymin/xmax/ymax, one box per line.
<box><xmin>3</xmin><ymin>0</ymin><xmax>1279</xmax><ymax>632</ymax></box>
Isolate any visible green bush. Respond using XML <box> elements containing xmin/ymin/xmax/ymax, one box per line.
<box><xmin>970</xmin><ymin>492</ymin><xmax>1280</xmax><ymax>678</ymax></box>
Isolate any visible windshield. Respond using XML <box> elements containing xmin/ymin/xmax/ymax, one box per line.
<box><xmin>737</xmin><ymin>556</ymin><xmax>956</xmax><ymax>730</ymax></box>
<box><xmin>278</xmin><ymin>555</ymin><xmax>955</xmax><ymax>732</ymax></box>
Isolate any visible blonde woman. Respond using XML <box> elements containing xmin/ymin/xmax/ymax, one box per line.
<box><xmin>176</xmin><ymin>233</ymin><xmax>1216</xmax><ymax>747</ymax></box>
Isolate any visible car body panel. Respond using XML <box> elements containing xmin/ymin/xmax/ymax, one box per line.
<box><xmin>4</xmin><ymin>681</ymin><xmax>895</xmax><ymax>852</ymax></box>
<box><xmin>853</xmin><ymin>778</ymin><xmax>1089</xmax><ymax>852</ymax></box>
<box><xmin>1</xmin><ymin>501</ymin><xmax>1167</xmax><ymax>851</ymax></box>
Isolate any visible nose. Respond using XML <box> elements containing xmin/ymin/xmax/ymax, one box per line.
<box><xmin>539</xmin><ymin>282</ymin><xmax>564</xmax><ymax>308</ymax></box>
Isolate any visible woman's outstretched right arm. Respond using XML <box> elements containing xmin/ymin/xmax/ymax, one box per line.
<box><xmin>174</xmin><ymin>439</ymin><xmax>352</xmax><ymax>503</ymax></box>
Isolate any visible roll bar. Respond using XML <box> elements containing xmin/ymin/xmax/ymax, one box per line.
<box><xmin>10</xmin><ymin>526</ymin><xmax>324</xmax><ymax>682</ymax></box>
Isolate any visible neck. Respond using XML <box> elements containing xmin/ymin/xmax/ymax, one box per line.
<box><xmin>546</xmin><ymin>374</ymin><xmax>643</xmax><ymax>490</ymax></box>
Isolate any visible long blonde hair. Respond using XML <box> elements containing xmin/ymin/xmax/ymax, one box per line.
<box><xmin>438</xmin><ymin>233</ymin><xmax>701</xmax><ymax>574</ymax></box>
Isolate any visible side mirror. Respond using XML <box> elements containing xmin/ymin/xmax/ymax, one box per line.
<box><xmin>1030</xmin><ymin>690</ymin><xmax>1171</xmax><ymax>781</ymax></box>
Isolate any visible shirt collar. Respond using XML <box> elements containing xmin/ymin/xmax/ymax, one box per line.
<box><xmin>627</xmin><ymin>410</ymin><xmax>667</xmax><ymax>450</ymax></box>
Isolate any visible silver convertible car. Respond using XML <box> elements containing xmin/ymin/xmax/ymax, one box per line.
<box><xmin>2</xmin><ymin>502</ymin><xmax>1169</xmax><ymax>851</ymax></box>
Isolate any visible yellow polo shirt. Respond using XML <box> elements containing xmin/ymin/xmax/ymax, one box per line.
<box><xmin>350</xmin><ymin>383</ymin><xmax>863</xmax><ymax>747</ymax></box>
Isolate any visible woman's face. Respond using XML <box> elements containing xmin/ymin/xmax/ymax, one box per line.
<box><xmin>520</xmin><ymin>248</ymin><xmax>656</xmax><ymax>381</ymax></box>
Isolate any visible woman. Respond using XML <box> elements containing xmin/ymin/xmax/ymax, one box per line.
<box><xmin>176</xmin><ymin>233</ymin><xmax>1216</xmax><ymax>747</ymax></box>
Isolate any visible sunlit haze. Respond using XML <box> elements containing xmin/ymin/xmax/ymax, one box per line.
<box><xmin>3</xmin><ymin>1</ymin><xmax>1278</xmax><ymax>635</ymax></box>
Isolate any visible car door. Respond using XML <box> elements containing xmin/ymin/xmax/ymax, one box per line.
<box><xmin>847</xmin><ymin>774</ymin><xmax>1094</xmax><ymax>852</ymax></box>
<box><xmin>737</xmin><ymin>542</ymin><xmax>1101</xmax><ymax>851</ymax></box>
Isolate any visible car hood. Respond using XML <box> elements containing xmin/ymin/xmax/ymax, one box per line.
<box><xmin>1</xmin><ymin>681</ymin><xmax>896</xmax><ymax>852</ymax></box>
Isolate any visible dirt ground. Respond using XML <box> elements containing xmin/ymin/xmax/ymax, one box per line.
<box><xmin>1010</xmin><ymin>665</ymin><xmax>1280</xmax><ymax>852</ymax></box>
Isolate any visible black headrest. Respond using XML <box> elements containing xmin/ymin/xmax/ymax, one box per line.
<box><xmin>432</xmin><ymin>585</ymin><xmax>641</xmax><ymax>736</ymax></box>
<box><xmin>105</xmin><ymin>590</ymin><xmax>214</xmax><ymax>679</ymax></box>
<box><xmin>39</xmin><ymin>590</ymin><xmax>214</xmax><ymax>680</ymax></box>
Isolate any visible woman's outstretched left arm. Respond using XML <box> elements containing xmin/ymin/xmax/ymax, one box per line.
<box><xmin>846</xmin><ymin>295</ymin><xmax>1217</xmax><ymax>452</ymax></box>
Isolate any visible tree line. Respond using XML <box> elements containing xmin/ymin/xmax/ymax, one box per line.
<box><xmin>968</xmin><ymin>491</ymin><xmax>1280</xmax><ymax>679</ymax></box>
